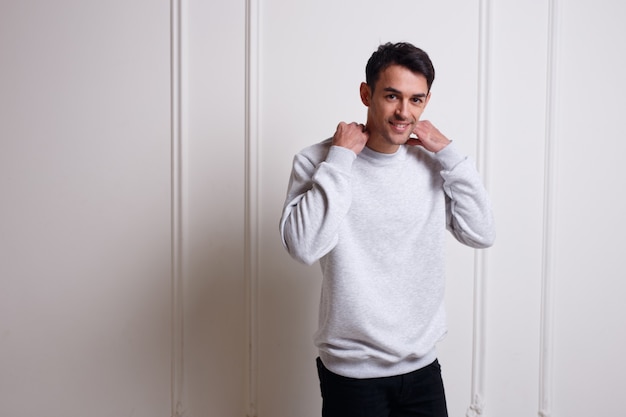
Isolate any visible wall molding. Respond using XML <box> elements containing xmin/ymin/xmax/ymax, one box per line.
<box><xmin>170</xmin><ymin>0</ymin><xmax>185</xmax><ymax>416</ymax></box>
<box><xmin>539</xmin><ymin>1</ymin><xmax>560</xmax><ymax>416</ymax></box>
<box><xmin>466</xmin><ymin>1</ymin><xmax>492</xmax><ymax>416</ymax></box>
<box><xmin>245</xmin><ymin>1</ymin><xmax>260</xmax><ymax>416</ymax></box>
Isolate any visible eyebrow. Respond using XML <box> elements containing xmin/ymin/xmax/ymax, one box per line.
<box><xmin>383</xmin><ymin>87</ymin><xmax>428</xmax><ymax>98</ymax></box>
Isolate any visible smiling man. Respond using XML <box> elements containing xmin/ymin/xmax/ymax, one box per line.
<box><xmin>279</xmin><ymin>42</ymin><xmax>495</xmax><ymax>417</ymax></box>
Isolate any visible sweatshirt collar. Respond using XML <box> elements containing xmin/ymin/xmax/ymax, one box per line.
<box><xmin>359</xmin><ymin>144</ymin><xmax>407</xmax><ymax>165</ymax></box>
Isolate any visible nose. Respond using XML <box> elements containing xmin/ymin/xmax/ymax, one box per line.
<box><xmin>395</xmin><ymin>100</ymin><xmax>410</xmax><ymax>119</ymax></box>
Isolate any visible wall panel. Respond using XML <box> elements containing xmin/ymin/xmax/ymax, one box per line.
<box><xmin>552</xmin><ymin>1</ymin><xmax>626</xmax><ymax>416</ymax></box>
<box><xmin>182</xmin><ymin>0</ymin><xmax>247</xmax><ymax>416</ymax></box>
<box><xmin>0</xmin><ymin>2</ymin><xmax>172</xmax><ymax>416</ymax></box>
<box><xmin>486</xmin><ymin>1</ymin><xmax>549</xmax><ymax>416</ymax></box>
<box><xmin>257</xmin><ymin>1</ymin><xmax>483</xmax><ymax>416</ymax></box>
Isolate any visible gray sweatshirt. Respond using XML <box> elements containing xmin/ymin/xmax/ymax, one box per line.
<box><xmin>279</xmin><ymin>139</ymin><xmax>495</xmax><ymax>379</ymax></box>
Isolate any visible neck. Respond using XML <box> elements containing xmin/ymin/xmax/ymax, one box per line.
<box><xmin>365</xmin><ymin>134</ymin><xmax>401</xmax><ymax>154</ymax></box>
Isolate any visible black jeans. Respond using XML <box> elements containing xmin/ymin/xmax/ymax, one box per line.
<box><xmin>316</xmin><ymin>357</ymin><xmax>448</xmax><ymax>417</ymax></box>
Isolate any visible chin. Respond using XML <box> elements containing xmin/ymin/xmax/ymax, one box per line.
<box><xmin>392</xmin><ymin>135</ymin><xmax>411</xmax><ymax>145</ymax></box>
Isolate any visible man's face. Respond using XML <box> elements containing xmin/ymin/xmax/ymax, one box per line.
<box><xmin>360</xmin><ymin>64</ymin><xmax>430</xmax><ymax>153</ymax></box>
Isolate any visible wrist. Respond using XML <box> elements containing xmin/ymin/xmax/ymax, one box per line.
<box><xmin>433</xmin><ymin>139</ymin><xmax>451</xmax><ymax>153</ymax></box>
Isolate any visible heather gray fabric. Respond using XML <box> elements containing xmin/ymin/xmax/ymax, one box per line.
<box><xmin>280</xmin><ymin>140</ymin><xmax>495</xmax><ymax>378</ymax></box>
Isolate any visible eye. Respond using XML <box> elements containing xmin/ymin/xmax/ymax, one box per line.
<box><xmin>386</xmin><ymin>94</ymin><xmax>398</xmax><ymax>100</ymax></box>
<box><xmin>412</xmin><ymin>97</ymin><xmax>424</xmax><ymax>104</ymax></box>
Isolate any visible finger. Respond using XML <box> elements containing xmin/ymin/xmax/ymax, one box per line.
<box><xmin>412</xmin><ymin>124</ymin><xmax>423</xmax><ymax>136</ymax></box>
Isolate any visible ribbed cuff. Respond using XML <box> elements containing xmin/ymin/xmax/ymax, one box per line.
<box><xmin>435</xmin><ymin>142</ymin><xmax>466</xmax><ymax>171</ymax></box>
<box><xmin>326</xmin><ymin>145</ymin><xmax>357</xmax><ymax>171</ymax></box>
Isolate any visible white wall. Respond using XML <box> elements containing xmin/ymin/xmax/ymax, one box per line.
<box><xmin>551</xmin><ymin>2</ymin><xmax>626</xmax><ymax>416</ymax></box>
<box><xmin>1</xmin><ymin>1</ymin><xmax>625</xmax><ymax>417</ymax></box>
<box><xmin>256</xmin><ymin>2</ymin><xmax>482</xmax><ymax>416</ymax></box>
<box><xmin>0</xmin><ymin>1</ymin><xmax>172</xmax><ymax>416</ymax></box>
<box><xmin>181</xmin><ymin>1</ymin><xmax>247</xmax><ymax>416</ymax></box>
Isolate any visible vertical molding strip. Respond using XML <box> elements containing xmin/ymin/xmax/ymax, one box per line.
<box><xmin>539</xmin><ymin>1</ymin><xmax>559</xmax><ymax>416</ymax></box>
<box><xmin>466</xmin><ymin>0</ymin><xmax>491</xmax><ymax>416</ymax></box>
<box><xmin>170</xmin><ymin>0</ymin><xmax>185</xmax><ymax>416</ymax></box>
<box><xmin>245</xmin><ymin>1</ymin><xmax>260</xmax><ymax>416</ymax></box>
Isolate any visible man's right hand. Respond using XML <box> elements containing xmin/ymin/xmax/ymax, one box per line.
<box><xmin>332</xmin><ymin>122</ymin><xmax>369</xmax><ymax>155</ymax></box>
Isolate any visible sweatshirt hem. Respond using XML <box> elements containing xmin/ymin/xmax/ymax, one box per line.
<box><xmin>319</xmin><ymin>348</ymin><xmax>438</xmax><ymax>379</ymax></box>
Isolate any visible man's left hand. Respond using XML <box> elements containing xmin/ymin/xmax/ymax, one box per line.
<box><xmin>406</xmin><ymin>120</ymin><xmax>451</xmax><ymax>153</ymax></box>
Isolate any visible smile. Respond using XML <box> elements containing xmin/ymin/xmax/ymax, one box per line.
<box><xmin>390</xmin><ymin>121</ymin><xmax>411</xmax><ymax>132</ymax></box>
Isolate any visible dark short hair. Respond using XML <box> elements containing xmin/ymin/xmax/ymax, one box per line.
<box><xmin>365</xmin><ymin>42</ymin><xmax>435</xmax><ymax>92</ymax></box>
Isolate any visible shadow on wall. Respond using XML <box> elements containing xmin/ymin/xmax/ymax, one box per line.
<box><xmin>182</xmin><ymin>225</ymin><xmax>247</xmax><ymax>416</ymax></box>
<box><xmin>254</xmin><ymin>198</ymin><xmax>326</xmax><ymax>415</ymax></box>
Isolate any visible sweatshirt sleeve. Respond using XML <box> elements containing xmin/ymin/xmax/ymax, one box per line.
<box><xmin>279</xmin><ymin>145</ymin><xmax>356</xmax><ymax>265</ymax></box>
<box><xmin>435</xmin><ymin>143</ymin><xmax>496</xmax><ymax>248</ymax></box>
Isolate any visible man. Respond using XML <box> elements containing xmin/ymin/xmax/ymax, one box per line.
<box><xmin>279</xmin><ymin>42</ymin><xmax>495</xmax><ymax>417</ymax></box>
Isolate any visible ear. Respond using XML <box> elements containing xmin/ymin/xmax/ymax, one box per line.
<box><xmin>360</xmin><ymin>82</ymin><xmax>371</xmax><ymax>106</ymax></box>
